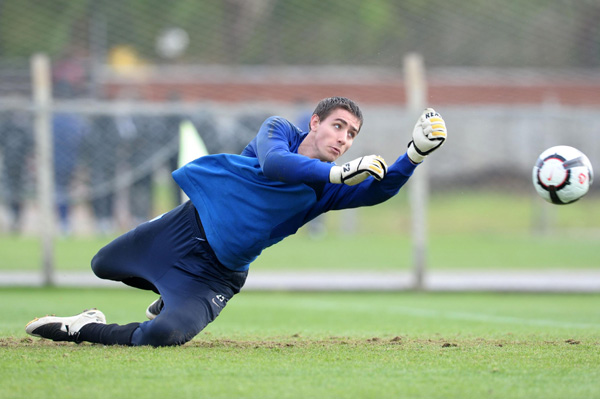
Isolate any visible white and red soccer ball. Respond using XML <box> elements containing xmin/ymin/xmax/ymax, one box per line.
<box><xmin>532</xmin><ymin>145</ymin><xmax>594</xmax><ymax>205</ymax></box>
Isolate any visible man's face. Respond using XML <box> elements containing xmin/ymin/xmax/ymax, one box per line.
<box><xmin>304</xmin><ymin>108</ymin><xmax>361</xmax><ymax>162</ymax></box>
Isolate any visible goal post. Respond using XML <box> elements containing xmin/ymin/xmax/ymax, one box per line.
<box><xmin>403</xmin><ymin>53</ymin><xmax>428</xmax><ymax>290</ymax></box>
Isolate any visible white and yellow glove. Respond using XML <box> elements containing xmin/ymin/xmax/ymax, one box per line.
<box><xmin>329</xmin><ymin>155</ymin><xmax>387</xmax><ymax>186</ymax></box>
<box><xmin>407</xmin><ymin>108</ymin><xmax>447</xmax><ymax>164</ymax></box>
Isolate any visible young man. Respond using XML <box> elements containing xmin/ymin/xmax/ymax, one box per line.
<box><xmin>25</xmin><ymin>97</ymin><xmax>447</xmax><ymax>347</ymax></box>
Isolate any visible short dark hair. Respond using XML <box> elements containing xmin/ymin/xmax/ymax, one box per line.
<box><xmin>312</xmin><ymin>97</ymin><xmax>363</xmax><ymax>132</ymax></box>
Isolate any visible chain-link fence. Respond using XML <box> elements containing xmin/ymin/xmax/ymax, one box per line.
<box><xmin>0</xmin><ymin>0</ymin><xmax>599</xmax><ymax>281</ymax></box>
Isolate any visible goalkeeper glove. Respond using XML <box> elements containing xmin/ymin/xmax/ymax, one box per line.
<box><xmin>407</xmin><ymin>108</ymin><xmax>447</xmax><ymax>164</ymax></box>
<box><xmin>329</xmin><ymin>155</ymin><xmax>387</xmax><ymax>186</ymax></box>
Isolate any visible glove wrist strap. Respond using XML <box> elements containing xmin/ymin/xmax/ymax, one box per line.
<box><xmin>407</xmin><ymin>141</ymin><xmax>425</xmax><ymax>164</ymax></box>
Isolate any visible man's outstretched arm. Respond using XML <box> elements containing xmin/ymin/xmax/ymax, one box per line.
<box><xmin>256</xmin><ymin>116</ymin><xmax>386</xmax><ymax>186</ymax></box>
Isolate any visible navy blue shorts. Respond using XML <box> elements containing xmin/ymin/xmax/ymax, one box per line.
<box><xmin>90</xmin><ymin>201</ymin><xmax>248</xmax><ymax>346</ymax></box>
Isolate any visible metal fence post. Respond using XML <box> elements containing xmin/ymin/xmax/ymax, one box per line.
<box><xmin>404</xmin><ymin>53</ymin><xmax>428</xmax><ymax>290</ymax></box>
<box><xmin>31</xmin><ymin>53</ymin><xmax>55</xmax><ymax>286</ymax></box>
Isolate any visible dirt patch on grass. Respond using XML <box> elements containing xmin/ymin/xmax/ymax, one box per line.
<box><xmin>2</xmin><ymin>335</ymin><xmax>596</xmax><ymax>349</ymax></box>
<box><xmin>181</xmin><ymin>336</ymin><xmax>594</xmax><ymax>349</ymax></box>
<box><xmin>0</xmin><ymin>337</ymin><xmax>75</xmax><ymax>347</ymax></box>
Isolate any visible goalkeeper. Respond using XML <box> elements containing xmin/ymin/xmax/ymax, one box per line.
<box><xmin>26</xmin><ymin>96</ymin><xmax>447</xmax><ymax>347</ymax></box>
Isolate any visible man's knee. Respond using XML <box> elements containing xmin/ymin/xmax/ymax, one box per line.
<box><xmin>90</xmin><ymin>250</ymin><xmax>107</xmax><ymax>278</ymax></box>
<box><xmin>132</xmin><ymin>299</ymin><xmax>216</xmax><ymax>347</ymax></box>
<box><xmin>132</xmin><ymin>317</ymin><xmax>196</xmax><ymax>347</ymax></box>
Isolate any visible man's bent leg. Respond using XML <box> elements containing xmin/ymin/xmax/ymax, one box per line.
<box><xmin>91</xmin><ymin>202</ymin><xmax>196</xmax><ymax>289</ymax></box>
<box><xmin>130</xmin><ymin>291</ymin><xmax>226</xmax><ymax>347</ymax></box>
<box><xmin>75</xmin><ymin>285</ymin><xmax>231</xmax><ymax>347</ymax></box>
<box><xmin>78</xmin><ymin>322</ymin><xmax>140</xmax><ymax>345</ymax></box>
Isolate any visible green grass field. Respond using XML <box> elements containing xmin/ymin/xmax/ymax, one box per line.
<box><xmin>2</xmin><ymin>191</ymin><xmax>598</xmax><ymax>397</ymax></box>
<box><xmin>2</xmin><ymin>191</ymin><xmax>600</xmax><ymax>272</ymax></box>
<box><xmin>1</xmin><ymin>288</ymin><xmax>599</xmax><ymax>399</ymax></box>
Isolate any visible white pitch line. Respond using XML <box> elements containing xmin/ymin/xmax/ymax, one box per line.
<box><xmin>391</xmin><ymin>306</ymin><xmax>600</xmax><ymax>330</ymax></box>
<box><xmin>281</xmin><ymin>300</ymin><xmax>600</xmax><ymax>330</ymax></box>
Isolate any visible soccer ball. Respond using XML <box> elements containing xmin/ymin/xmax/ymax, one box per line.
<box><xmin>532</xmin><ymin>145</ymin><xmax>594</xmax><ymax>205</ymax></box>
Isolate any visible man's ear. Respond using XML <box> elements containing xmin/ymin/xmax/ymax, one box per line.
<box><xmin>309</xmin><ymin>114</ymin><xmax>320</xmax><ymax>132</ymax></box>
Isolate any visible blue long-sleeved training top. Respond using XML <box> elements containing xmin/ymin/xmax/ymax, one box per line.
<box><xmin>173</xmin><ymin>116</ymin><xmax>418</xmax><ymax>271</ymax></box>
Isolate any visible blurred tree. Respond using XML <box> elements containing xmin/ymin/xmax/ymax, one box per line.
<box><xmin>0</xmin><ymin>0</ymin><xmax>596</xmax><ymax>68</ymax></box>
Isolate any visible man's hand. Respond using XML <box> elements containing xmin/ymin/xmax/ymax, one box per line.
<box><xmin>407</xmin><ymin>108</ymin><xmax>447</xmax><ymax>164</ymax></box>
<box><xmin>329</xmin><ymin>155</ymin><xmax>387</xmax><ymax>186</ymax></box>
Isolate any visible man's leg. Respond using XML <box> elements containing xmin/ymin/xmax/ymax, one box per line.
<box><xmin>26</xmin><ymin>201</ymin><xmax>246</xmax><ymax>347</ymax></box>
<box><xmin>90</xmin><ymin>201</ymin><xmax>197</xmax><ymax>291</ymax></box>
<box><xmin>90</xmin><ymin>228</ymin><xmax>160</xmax><ymax>292</ymax></box>
<box><xmin>24</xmin><ymin>279</ymin><xmax>223</xmax><ymax>347</ymax></box>
<box><xmin>81</xmin><ymin>232</ymin><xmax>248</xmax><ymax>347</ymax></box>
<box><xmin>75</xmin><ymin>273</ymin><xmax>235</xmax><ymax>347</ymax></box>
<box><xmin>130</xmin><ymin>285</ymin><xmax>227</xmax><ymax>346</ymax></box>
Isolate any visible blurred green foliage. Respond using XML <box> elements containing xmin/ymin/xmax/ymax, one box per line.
<box><xmin>1</xmin><ymin>0</ymin><xmax>598</xmax><ymax>67</ymax></box>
